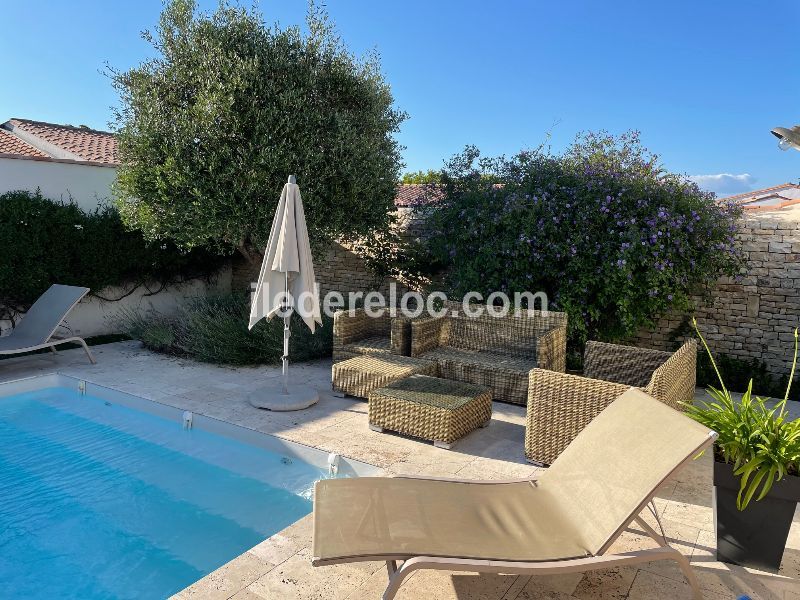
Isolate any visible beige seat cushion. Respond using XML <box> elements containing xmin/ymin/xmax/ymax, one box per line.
<box><xmin>420</xmin><ymin>347</ymin><xmax>537</xmax><ymax>404</ymax></box>
<box><xmin>314</xmin><ymin>477</ymin><xmax>588</xmax><ymax>564</ymax></box>
<box><xmin>343</xmin><ymin>336</ymin><xmax>392</xmax><ymax>356</ymax></box>
<box><xmin>423</xmin><ymin>347</ymin><xmax>537</xmax><ymax>372</ymax></box>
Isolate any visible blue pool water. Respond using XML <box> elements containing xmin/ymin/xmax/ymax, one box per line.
<box><xmin>0</xmin><ymin>386</ymin><xmax>326</xmax><ymax>599</ymax></box>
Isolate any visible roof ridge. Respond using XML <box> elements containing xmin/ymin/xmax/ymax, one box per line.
<box><xmin>9</xmin><ymin>117</ymin><xmax>114</xmax><ymax>136</ymax></box>
<box><xmin>740</xmin><ymin>193</ymin><xmax>792</xmax><ymax>203</ymax></box>
<box><xmin>723</xmin><ymin>182</ymin><xmax>800</xmax><ymax>201</ymax></box>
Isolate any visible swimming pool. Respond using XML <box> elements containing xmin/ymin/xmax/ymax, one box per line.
<box><xmin>0</xmin><ymin>374</ymin><xmax>374</xmax><ymax>599</ymax></box>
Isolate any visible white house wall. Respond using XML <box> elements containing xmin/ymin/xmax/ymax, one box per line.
<box><xmin>0</xmin><ymin>156</ymin><xmax>116</xmax><ymax>211</ymax></box>
<box><xmin>0</xmin><ymin>267</ymin><xmax>233</xmax><ymax>339</ymax></box>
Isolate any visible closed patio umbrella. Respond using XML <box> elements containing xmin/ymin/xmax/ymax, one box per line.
<box><xmin>248</xmin><ymin>175</ymin><xmax>322</xmax><ymax>410</ymax></box>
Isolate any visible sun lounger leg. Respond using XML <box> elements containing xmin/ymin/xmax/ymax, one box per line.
<box><xmin>380</xmin><ymin>550</ymin><xmax>703</xmax><ymax>600</ymax></box>
<box><xmin>668</xmin><ymin>548</ymin><xmax>703</xmax><ymax>599</ymax></box>
<box><xmin>634</xmin><ymin>515</ymin><xmax>668</xmax><ymax>547</ymax></box>
<box><xmin>77</xmin><ymin>338</ymin><xmax>97</xmax><ymax>364</ymax></box>
<box><xmin>635</xmin><ymin>516</ymin><xmax>703</xmax><ymax>599</ymax></box>
<box><xmin>49</xmin><ymin>346</ymin><xmax>58</xmax><ymax>354</ymax></box>
<box><xmin>382</xmin><ymin>559</ymin><xmax>418</xmax><ymax>600</ymax></box>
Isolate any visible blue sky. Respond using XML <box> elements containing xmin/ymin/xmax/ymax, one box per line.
<box><xmin>2</xmin><ymin>0</ymin><xmax>798</xmax><ymax>196</ymax></box>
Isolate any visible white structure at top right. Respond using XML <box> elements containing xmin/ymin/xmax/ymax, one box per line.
<box><xmin>722</xmin><ymin>183</ymin><xmax>800</xmax><ymax>212</ymax></box>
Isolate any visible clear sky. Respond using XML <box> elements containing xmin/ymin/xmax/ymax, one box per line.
<box><xmin>2</xmin><ymin>0</ymin><xmax>798</xmax><ymax>196</ymax></box>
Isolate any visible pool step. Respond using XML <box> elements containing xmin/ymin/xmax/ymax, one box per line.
<box><xmin>0</xmin><ymin>398</ymin><xmax>314</xmax><ymax>583</ymax></box>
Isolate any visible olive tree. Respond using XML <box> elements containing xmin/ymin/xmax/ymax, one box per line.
<box><xmin>111</xmin><ymin>0</ymin><xmax>406</xmax><ymax>261</ymax></box>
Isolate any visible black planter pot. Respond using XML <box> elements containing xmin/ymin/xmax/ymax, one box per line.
<box><xmin>713</xmin><ymin>459</ymin><xmax>800</xmax><ymax>572</ymax></box>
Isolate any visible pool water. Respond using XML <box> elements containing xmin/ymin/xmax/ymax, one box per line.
<box><xmin>0</xmin><ymin>386</ymin><xmax>326</xmax><ymax>599</ymax></box>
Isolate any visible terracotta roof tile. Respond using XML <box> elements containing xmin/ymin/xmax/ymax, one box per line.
<box><xmin>720</xmin><ymin>183</ymin><xmax>800</xmax><ymax>211</ymax></box>
<box><xmin>394</xmin><ymin>183</ymin><xmax>444</xmax><ymax>208</ymax></box>
<box><xmin>0</xmin><ymin>128</ymin><xmax>49</xmax><ymax>158</ymax></box>
<box><xmin>8</xmin><ymin>118</ymin><xmax>119</xmax><ymax>165</ymax></box>
<box><xmin>722</xmin><ymin>183</ymin><xmax>800</xmax><ymax>202</ymax></box>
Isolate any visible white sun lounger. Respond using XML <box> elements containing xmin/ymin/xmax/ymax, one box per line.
<box><xmin>313</xmin><ymin>388</ymin><xmax>716</xmax><ymax>599</ymax></box>
<box><xmin>0</xmin><ymin>284</ymin><xmax>96</xmax><ymax>364</ymax></box>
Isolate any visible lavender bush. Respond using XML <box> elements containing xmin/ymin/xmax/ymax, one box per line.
<box><xmin>427</xmin><ymin>131</ymin><xmax>745</xmax><ymax>344</ymax></box>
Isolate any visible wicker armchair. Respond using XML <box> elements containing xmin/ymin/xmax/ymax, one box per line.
<box><xmin>332</xmin><ymin>308</ymin><xmax>413</xmax><ymax>362</ymax></box>
<box><xmin>410</xmin><ymin>308</ymin><xmax>567</xmax><ymax>405</ymax></box>
<box><xmin>525</xmin><ymin>339</ymin><xmax>698</xmax><ymax>465</ymax></box>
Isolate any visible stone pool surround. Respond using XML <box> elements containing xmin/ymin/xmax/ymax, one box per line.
<box><xmin>1</xmin><ymin>342</ymin><xmax>798</xmax><ymax>600</ymax></box>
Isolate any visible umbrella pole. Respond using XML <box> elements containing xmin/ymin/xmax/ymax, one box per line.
<box><xmin>282</xmin><ymin>270</ymin><xmax>290</xmax><ymax>395</ymax></box>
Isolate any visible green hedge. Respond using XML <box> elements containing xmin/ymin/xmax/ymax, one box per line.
<box><xmin>696</xmin><ymin>351</ymin><xmax>799</xmax><ymax>401</ymax></box>
<box><xmin>0</xmin><ymin>190</ymin><xmax>225</xmax><ymax>315</ymax></box>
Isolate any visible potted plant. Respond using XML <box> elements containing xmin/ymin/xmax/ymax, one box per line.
<box><xmin>684</xmin><ymin>319</ymin><xmax>800</xmax><ymax>572</ymax></box>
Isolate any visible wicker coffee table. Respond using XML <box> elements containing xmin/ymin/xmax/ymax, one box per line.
<box><xmin>331</xmin><ymin>354</ymin><xmax>438</xmax><ymax>399</ymax></box>
<box><xmin>368</xmin><ymin>375</ymin><xmax>492</xmax><ymax>449</ymax></box>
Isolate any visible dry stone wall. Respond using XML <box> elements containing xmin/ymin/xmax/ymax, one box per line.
<box><xmin>232</xmin><ymin>241</ymin><xmax>402</xmax><ymax>299</ymax></box>
<box><xmin>635</xmin><ymin>210</ymin><xmax>800</xmax><ymax>376</ymax></box>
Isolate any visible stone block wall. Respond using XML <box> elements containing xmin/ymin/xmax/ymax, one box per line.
<box><xmin>232</xmin><ymin>241</ymin><xmax>403</xmax><ymax>300</ymax></box>
<box><xmin>395</xmin><ymin>206</ymin><xmax>432</xmax><ymax>243</ymax></box>
<box><xmin>232</xmin><ymin>207</ymin><xmax>428</xmax><ymax>300</ymax></box>
<box><xmin>635</xmin><ymin>210</ymin><xmax>800</xmax><ymax>376</ymax></box>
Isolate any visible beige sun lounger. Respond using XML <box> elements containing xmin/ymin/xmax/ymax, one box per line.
<box><xmin>313</xmin><ymin>388</ymin><xmax>716</xmax><ymax>599</ymax></box>
<box><xmin>0</xmin><ymin>284</ymin><xmax>95</xmax><ymax>364</ymax></box>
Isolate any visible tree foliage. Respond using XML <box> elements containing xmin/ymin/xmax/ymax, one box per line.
<box><xmin>427</xmin><ymin>132</ymin><xmax>745</xmax><ymax>344</ymax></box>
<box><xmin>111</xmin><ymin>0</ymin><xmax>406</xmax><ymax>260</ymax></box>
<box><xmin>401</xmin><ymin>170</ymin><xmax>442</xmax><ymax>184</ymax></box>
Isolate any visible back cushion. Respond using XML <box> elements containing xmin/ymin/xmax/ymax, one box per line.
<box><xmin>538</xmin><ymin>388</ymin><xmax>714</xmax><ymax>556</ymax></box>
<box><xmin>444</xmin><ymin>312</ymin><xmax>539</xmax><ymax>357</ymax></box>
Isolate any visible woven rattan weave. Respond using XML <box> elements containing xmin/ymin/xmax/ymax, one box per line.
<box><xmin>368</xmin><ymin>375</ymin><xmax>492</xmax><ymax>448</ymax></box>
<box><xmin>333</xmin><ymin>308</ymin><xmax>414</xmax><ymax>362</ymax></box>
<box><xmin>410</xmin><ymin>308</ymin><xmax>567</xmax><ymax>404</ymax></box>
<box><xmin>525</xmin><ymin>340</ymin><xmax>698</xmax><ymax>464</ymax></box>
<box><xmin>331</xmin><ymin>354</ymin><xmax>438</xmax><ymax>398</ymax></box>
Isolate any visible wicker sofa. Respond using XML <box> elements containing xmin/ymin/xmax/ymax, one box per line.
<box><xmin>525</xmin><ymin>339</ymin><xmax>698</xmax><ymax>465</ymax></box>
<box><xmin>332</xmin><ymin>308</ymin><xmax>414</xmax><ymax>362</ymax></box>
<box><xmin>410</xmin><ymin>308</ymin><xmax>567</xmax><ymax>405</ymax></box>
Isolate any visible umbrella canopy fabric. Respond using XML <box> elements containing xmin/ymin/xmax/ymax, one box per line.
<box><xmin>249</xmin><ymin>177</ymin><xmax>322</xmax><ymax>333</ymax></box>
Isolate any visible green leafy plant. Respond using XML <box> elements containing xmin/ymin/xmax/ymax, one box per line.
<box><xmin>401</xmin><ymin>170</ymin><xmax>442</xmax><ymax>184</ymax></box>
<box><xmin>695</xmin><ymin>351</ymin><xmax>800</xmax><ymax>401</ymax></box>
<box><xmin>117</xmin><ymin>293</ymin><xmax>333</xmax><ymax>365</ymax></box>
<box><xmin>426</xmin><ymin>132</ymin><xmax>745</xmax><ymax>346</ymax></box>
<box><xmin>683</xmin><ymin>318</ymin><xmax>800</xmax><ymax>510</ymax></box>
<box><xmin>111</xmin><ymin>0</ymin><xmax>405</xmax><ymax>263</ymax></box>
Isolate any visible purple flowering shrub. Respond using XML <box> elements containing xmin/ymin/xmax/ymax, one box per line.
<box><xmin>427</xmin><ymin>132</ymin><xmax>745</xmax><ymax>343</ymax></box>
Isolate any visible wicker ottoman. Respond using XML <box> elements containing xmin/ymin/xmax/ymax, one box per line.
<box><xmin>332</xmin><ymin>354</ymin><xmax>438</xmax><ymax>399</ymax></box>
<box><xmin>368</xmin><ymin>375</ymin><xmax>492</xmax><ymax>449</ymax></box>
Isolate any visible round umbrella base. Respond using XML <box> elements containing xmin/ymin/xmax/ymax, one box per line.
<box><xmin>247</xmin><ymin>382</ymin><xmax>319</xmax><ymax>411</ymax></box>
